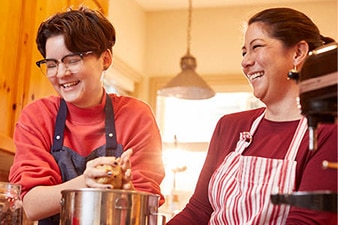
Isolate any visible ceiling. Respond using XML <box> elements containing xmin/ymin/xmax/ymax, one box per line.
<box><xmin>134</xmin><ymin>0</ymin><xmax>324</xmax><ymax>11</ymax></box>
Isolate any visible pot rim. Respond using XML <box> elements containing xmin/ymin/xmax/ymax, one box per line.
<box><xmin>61</xmin><ymin>188</ymin><xmax>160</xmax><ymax>197</ymax></box>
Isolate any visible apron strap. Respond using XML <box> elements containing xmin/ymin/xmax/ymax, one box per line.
<box><xmin>285</xmin><ymin>117</ymin><xmax>308</xmax><ymax>160</ymax></box>
<box><xmin>236</xmin><ymin>111</ymin><xmax>265</xmax><ymax>153</ymax></box>
<box><xmin>249</xmin><ymin>111</ymin><xmax>265</xmax><ymax>134</ymax></box>
<box><xmin>104</xmin><ymin>94</ymin><xmax>123</xmax><ymax>157</ymax></box>
<box><xmin>236</xmin><ymin>111</ymin><xmax>306</xmax><ymax>159</ymax></box>
<box><xmin>51</xmin><ymin>94</ymin><xmax>122</xmax><ymax>157</ymax></box>
<box><xmin>52</xmin><ymin>99</ymin><xmax>67</xmax><ymax>152</ymax></box>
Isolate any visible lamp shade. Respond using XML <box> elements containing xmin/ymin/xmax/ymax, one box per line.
<box><xmin>158</xmin><ymin>52</ymin><xmax>215</xmax><ymax>100</ymax></box>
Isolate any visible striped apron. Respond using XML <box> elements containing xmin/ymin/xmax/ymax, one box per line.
<box><xmin>208</xmin><ymin>112</ymin><xmax>307</xmax><ymax>225</ymax></box>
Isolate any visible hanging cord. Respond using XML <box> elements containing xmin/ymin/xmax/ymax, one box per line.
<box><xmin>186</xmin><ymin>0</ymin><xmax>192</xmax><ymax>55</ymax></box>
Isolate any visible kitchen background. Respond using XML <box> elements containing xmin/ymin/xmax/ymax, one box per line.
<box><xmin>0</xmin><ymin>0</ymin><xmax>337</xmax><ymax>223</ymax></box>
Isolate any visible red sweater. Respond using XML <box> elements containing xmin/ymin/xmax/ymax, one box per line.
<box><xmin>9</xmin><ymin>93</ymin><xmax>165</xmax><ymax>204</ymax></box>
<box><xmin>168</xmin><ymin>108</ymin><xmax>337</xmax><ymax>225</ymax></box>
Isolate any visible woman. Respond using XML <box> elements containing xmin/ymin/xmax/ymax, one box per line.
<box><xmin>167</xmin><ymin>7</ymin><xmax>337</xmax><ymax>225</ymax></box>
<box><xmin>9</xmin><ymin>7</ymin><xmax>164</xmax><ymax>225</ymax></box>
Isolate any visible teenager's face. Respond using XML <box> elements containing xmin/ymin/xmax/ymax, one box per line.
<box><xmin>45</xmin><ymin>35</ymin><xmax>107</xmax><ymax>108</ymax></box>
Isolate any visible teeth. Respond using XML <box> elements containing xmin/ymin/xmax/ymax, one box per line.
<box><xmin>248</xmin><ymin>72</ymin><xmax>264</xmax><ymax>81</ymax></box>
<box><xmin>61</xmin><ymin>81</ymin><xmax>79</xmax><ymax>88</ymax></box>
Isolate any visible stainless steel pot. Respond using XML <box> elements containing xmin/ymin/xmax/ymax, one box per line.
<box><xmin>60</xmin><ymin>189</ymin><xmax>165</xmax><ymax>225</ymax></box>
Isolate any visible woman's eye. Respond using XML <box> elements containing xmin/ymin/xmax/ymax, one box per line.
<box><xmin>65</xmin><ymin>57</ymin><xmax>81</xmax><ymax>64</ymax></box>
<box><xmin>68</xmin><ymin>59</ymin><xmax>80</xmax><ymax>64</ymax></box>
<box><xmin>46</xmin><ymin>63</ymin><xmax>57</xmax><ymax>69</ymax></box>
<box><xmin>252</xmin><ymin>45</ymin><xmax>262</xmax><ymax>50</ymax></box>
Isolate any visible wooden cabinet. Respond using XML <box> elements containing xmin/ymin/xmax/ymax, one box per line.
<box><xmin>0</xmin><ymin>0</ymin><xmax>108</xmax><ymax>138</ymax></box>
<box><xmin>0</xmin><ymin>0</ymin><xmax>24</xmax><ymax>137</ymax></box>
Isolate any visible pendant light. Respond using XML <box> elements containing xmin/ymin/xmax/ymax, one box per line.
<box><xmin>158</xmin><ymin>0</ymin><xmax>215</xmax><ymax>100</ymax></box>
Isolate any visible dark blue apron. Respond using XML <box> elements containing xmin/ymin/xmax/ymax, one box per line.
<box><xmin>38</xmin><ymin>94</ymin><xmax>123</xmax><ymax>225</ymax></box>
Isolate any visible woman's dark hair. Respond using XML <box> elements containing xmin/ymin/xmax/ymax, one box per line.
<box><xmin>248</xmin><ymin>7</ymin><xmax>334</xmax><ymax>51</ymax></box>
<box><xmin>36</xmin><ymin>7</ymin><xmax>116</xmax><ymax>58</ymax></box>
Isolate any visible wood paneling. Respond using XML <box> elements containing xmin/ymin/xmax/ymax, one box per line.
<box><xmin>0</xmin><ymin>1</ymin><xmax>22</xmax><ymax>136</ymax></box>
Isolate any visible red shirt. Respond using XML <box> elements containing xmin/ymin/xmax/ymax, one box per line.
<box><xmin>9</xmin><ymin>93</ymin><xmax>165</xmax><ymax>204</ymax></box>
<box><xmin>168</xmin><ymin>108</ymin><xmax>337</xmax><ymax>225</ymax></box>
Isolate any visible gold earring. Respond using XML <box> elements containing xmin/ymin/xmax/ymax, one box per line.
<box><xmin>287</xmin><ymin>65</ymin><xmax>299</xmax><ymax>80</ymax></box>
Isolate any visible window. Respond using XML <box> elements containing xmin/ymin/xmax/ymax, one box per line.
<box><xmin>156</xmin><ymin>92</ymin><xmax>264</xmax><ymax>143</ymax></box>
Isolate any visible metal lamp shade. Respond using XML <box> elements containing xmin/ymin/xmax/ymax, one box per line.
<box><xmin>158</xmin><ymin>53</ymin><xmax>215</xmax><ymax>100</ymax></box>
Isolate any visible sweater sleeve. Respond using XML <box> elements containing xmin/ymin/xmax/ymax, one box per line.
<box><xmin>9</xmin><ymin>98</ymin><xmax>62</xmax><ymax>198</ymax></box>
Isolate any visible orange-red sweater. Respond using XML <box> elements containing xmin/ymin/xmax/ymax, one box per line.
<box><xmin>9</xmin><ymin>93</ymin><xmax>165</xmax><ymax>204</ymax></box>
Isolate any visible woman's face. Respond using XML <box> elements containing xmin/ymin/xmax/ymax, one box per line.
<box><xmin>45</xmin><ymin>35</ymin><xmax>109</xmax><ymax>108</ymax></box>
<box><xmin>241</xmin><ymin>22</ymin><xmax>295</xmax><ymax>105</ymax></box>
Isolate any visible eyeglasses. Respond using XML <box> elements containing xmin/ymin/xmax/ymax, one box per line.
<box><xmin>36</xmin><ymin>51</ymin><xmax>93</xmax><ymax>77</ymax></box>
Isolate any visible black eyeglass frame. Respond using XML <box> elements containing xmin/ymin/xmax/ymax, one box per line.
<box><xmin>35</xmin><ymin>51</ymin><xmax>93</xmax><ymax>76</ymax></box>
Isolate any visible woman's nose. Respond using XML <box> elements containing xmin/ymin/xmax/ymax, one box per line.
<box><xmin>241</xmin><ymin>53</ymin><xmax>254</xmax><ymax>69</ymax></box>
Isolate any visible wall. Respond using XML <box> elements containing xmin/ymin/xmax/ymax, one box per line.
<box><xmin>106</xmin><ymin>0</ymin><xmax>148</xmax><ymax>100</ymax></box>
<box><xmin>145</xmin><ymin>2</ymin><xmax>337</xmax><ymax>78</ymax></box>
<box><xmin>109</xmin><ymin>0</ymin><xmax>147</xmax><ymax>75</ymax></box>
<box><xmin>142</xmin><ymin>1</ymin><xmax>337</xmax><ymax>111</ymax></box>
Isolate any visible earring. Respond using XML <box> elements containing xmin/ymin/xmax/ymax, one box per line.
<box><xmin>287</xmin><ymin>65</ymin><xmax>299</xmax><ymax>80</ymax></box>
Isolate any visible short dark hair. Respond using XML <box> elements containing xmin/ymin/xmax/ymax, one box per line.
<box><xmin>36</xmin><ymin>6</ymin><xmax>116</xmax><ymax>58</ymax></box>
<box><xmin>248</xmin><ymin>7</ymin><xmax>334</xmax><ymax>51</ymax></box>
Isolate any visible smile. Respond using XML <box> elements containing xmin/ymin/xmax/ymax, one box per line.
<box><xmin>247</xmin><ymin>72</ymin><xmax>264</xmax><ymax>81</ymax></box>
<box><xmin>61</xmin><ymin>80</ymin><xmax>80</xmax><ymax>88</ymax></box>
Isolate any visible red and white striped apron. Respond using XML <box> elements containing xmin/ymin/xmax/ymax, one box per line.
<box><xmin>208</xmin><ymin>112</ymin><xmax>307</xmax><ymax>225</ymax></box>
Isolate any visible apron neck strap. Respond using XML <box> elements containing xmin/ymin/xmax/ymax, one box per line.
<box><xmin>51</xmin><ymin>94</ymin><xmax>122</xmax><ymax>157</ymax></box>
<box><xmin>237</xmin><ymin>111</ymin><xmax>307</xmax><ymax>159</ymax></box>
<box><xmin>52</xmin><ymin>98</ymin><xmax>67</xmax><ymax>152</ymax></box>
<box><xmin>104</xmin><ymin>94</ymin><xmax>122</xmax><ymax>156</ymax></box>
<box><xmin>284</xmin><ymin>116</ymin><xmax>307</xmax><ymax>160</ymax></box>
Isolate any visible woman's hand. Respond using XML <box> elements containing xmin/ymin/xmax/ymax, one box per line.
<box><xmin>83</xmin><ymin>149</ymin><xmax>133</xmax><ymax>189</ymax></box>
